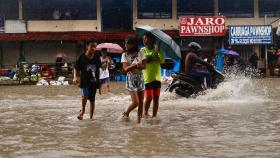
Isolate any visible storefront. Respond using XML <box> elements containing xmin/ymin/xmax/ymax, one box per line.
<box><xmin>228</xmin><ymin>25</ymin><xmax>273</xmax><ymax>75</ymax></box>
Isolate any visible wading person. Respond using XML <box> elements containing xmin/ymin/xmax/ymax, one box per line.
<box><xmin>121</xmin><ymin>36</ymin><xmax>146</xmax><ymax>123</ymax></box>
<box><xmin>141</xmin><ymin>32</ymin><xmax>165</xmax><ymax>118</ymax></box>
<box><xmin>99</xmin><ymin>48</ymin><xmax>113</xmax><ymax>94</ymax></box>
<box><xmin>73</xmin><ymin>41</ymin><xmax>101</xmax><ymax>120</ymax></box>
<box><xmin>249</xmin><ymin>52</ymin><xmax>259</xmax><ymax>69</ymax></box>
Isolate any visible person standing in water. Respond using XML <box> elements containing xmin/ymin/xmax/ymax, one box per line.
<box><xmin>99</xmin><ymin>48</ymin><xmax>113</xmax><ymax>94</ymax></box>
<box><xmin>121</xmin><ymin>36</ymin><xmax>146</xmax><ymax>123</ymax></box>
<box><xmin>141</xmin><ymin>32</ymin><xmax>165</xmax><ymax>118</ymax></box>
<box><xmin>73</xmin><ymin>41</ymin><xmax>101</xmax><ymax>120</ymax></box>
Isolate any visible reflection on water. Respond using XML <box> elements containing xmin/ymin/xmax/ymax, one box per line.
<box><xmin>0</xmin><ymin>78</ymin><xmax>280</xmax><ymax>157</ymax></box>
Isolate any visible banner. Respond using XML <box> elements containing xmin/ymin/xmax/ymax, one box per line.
<box><xmin>5</xmin><ymin>20</ymin><xmax>27</xmax><ymax>33</ymax></box>
<box><xmin>179</xmin><ymin>16</ymin><xmax>226</xmax><ymax>36</ymax></box>
<box><xmin>229</xmin><ymin>25</ymin><xmax>273</xmax><ymax>45</ymax></box>
<box><xmin>0</xmin><ymin>15</ymin><xmax>4</xmax><ymax>33</ymax></box>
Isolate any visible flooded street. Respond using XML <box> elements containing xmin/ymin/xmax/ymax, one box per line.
<box><xmin>0</xmin><ymin>78</ymin><xmax>280</xmax><ymax>158</ymax></box>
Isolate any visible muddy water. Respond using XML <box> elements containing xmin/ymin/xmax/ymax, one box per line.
<box><xmin>0</xmin><ymin>78</ymin><xmax>279</xmax><ymax>157</ymax></box>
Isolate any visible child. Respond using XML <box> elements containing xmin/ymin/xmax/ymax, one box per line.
<box><xmin>121</xmin><ymin>36</ymin><xmax>146</xmax><ymax>123</ymax></box>
<box><xmin>141</xmin><ymin>32</ymin><xmax>164</xmax><ymax>118</ymax></box>
<box><xmin>99</xmin><ymin>48</ymin><xmax>113</xmax><ymax>94</ymax></box>
<box><xmin>73</xmin><ymin>41</ymin><xmax>101</xmax><ymax>120</ymax></box>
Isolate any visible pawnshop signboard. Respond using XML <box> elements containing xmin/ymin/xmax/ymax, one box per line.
<box><xmin>229</xmin><ymin>25</ymin><xmax>273</xmax><ymax>45</ymax></box>
<box><xmin>179</xmin><ymin>16</ymin><xmax>226</xmax><ymax>36</ymax></box>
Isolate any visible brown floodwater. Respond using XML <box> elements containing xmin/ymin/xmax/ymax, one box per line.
<box><xmin>0</xmin><ymin>78</ymin><xmax>279</xmax><ymax>157</ymax></box>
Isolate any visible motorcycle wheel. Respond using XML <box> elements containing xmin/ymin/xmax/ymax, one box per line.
<box><xmin>177</xmin><ymin>85</ymin><xmax>195</xmax><ymax>97</ymax></box>
<box><xmin>169</xmin><ymin>83</ymin><xmax>196</xmax><ymax>98</ymax></box>
<box><xmin>168</xmin><ymin>83</ymin><xmax>181</xmax><ymax>92</ymax></box>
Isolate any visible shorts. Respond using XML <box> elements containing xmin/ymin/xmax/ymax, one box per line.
<box><xmin>145</xmin><ymin>81</ymin><xmax>161</xmax><ymax>90</ymax></box>
<box><xmin>144</xmin><ymin>81</ymin><xmax>161</xmax><ymax>98</ymax></box>
<box><xmin>145</xmin><ymin>88</ymin><xmax>161</xmax><ymax>98</ymax></box>
<box><xmin>126</xmin><ymin>73</ymin><xmax>145</xmax><ymax>92</ymax></box>
<box><xmin>100</xmin><ymin>77</ymin><xmax>110</xmax><ymax>84</ymax></box>
<box><xmin>80</xmin><ymin>87</ymin><xmax>97</xmax><ymax>102</ymax></box>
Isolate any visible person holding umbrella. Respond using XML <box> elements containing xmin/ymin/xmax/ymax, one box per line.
<box><xmin>73</xmin><ymin>41</ymin><xmax>101</xmax><ymax>120</ymax></box>
<box><xmin>99</xmin><ymin>48</ymin><xmax>113</xmax><ymax>94</ymax></box>
<box><xmin>135</xmin><ymin>25</ymin><xmax>180</xmax><ymax>118</ymax></box>
<box><xmin>141</xmin><ymin>32</ymin><xmax>165</xmax><ymax>118</ymax></box>
<box><xmin>215</xmin><ymin>48</ymin><xmax>226</xmax><ymax>73</ymax></box>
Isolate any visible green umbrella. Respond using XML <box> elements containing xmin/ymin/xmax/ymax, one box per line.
<box><xmin>136</xmin><ymin>25</ymin><xmax>181</xmax><ymax>60</ymax></box>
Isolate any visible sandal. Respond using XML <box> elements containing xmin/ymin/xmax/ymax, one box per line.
<box><xmin>77</xmin><ymin>110</ymin><xmax>84</xmax><ymax>120</ymax></box>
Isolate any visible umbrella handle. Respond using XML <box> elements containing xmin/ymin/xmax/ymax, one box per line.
<box><xmin>155</xmin><ymin>43</ymin><xmax>160</xmax><ymax>51</ymax></box>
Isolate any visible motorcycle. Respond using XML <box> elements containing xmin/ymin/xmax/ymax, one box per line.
<box><xmin>165</xmin><ymin>69</ymin><xmax>225</xmax><ymax>97</ymax></box>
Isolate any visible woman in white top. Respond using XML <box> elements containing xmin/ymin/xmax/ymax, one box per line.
<box><xmin>99</xmin><ymin>48</ymin><xmax>113</xmax><ymax>94</ymax></box>
<box><xmin>121</xmin><ymin>36</ymin><xmax>146</xmax><ymax>123</ymax></box>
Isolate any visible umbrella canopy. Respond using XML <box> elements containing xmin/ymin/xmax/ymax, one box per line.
<box><xmin>217</xmin><ymin>48</ymin><xmax>228</xmax><ymax>54</ymax></box>
<box><xmin>96</xmin><ymin>43</ymin><xmax>123</xmax><ymax>53</ymax></box>
<box><xmin>136</xmin><ymin>25</ymin><xmax>181</xmax><ymax>60</ymax></box>
<box><xmin>224</xmin><ymin>50</ymin><xmax>239</xmax><ymax>56</ymax></box>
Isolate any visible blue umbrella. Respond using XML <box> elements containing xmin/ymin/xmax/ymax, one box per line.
<box><xmin>136</xmin><ymin>25</ymin><xmax>181</xmax><ymax>60</ymax></box>
<box><xmin>218</xmin><ymin>48</ymin><xmax>228</xmax><ymax>54</ymax></box>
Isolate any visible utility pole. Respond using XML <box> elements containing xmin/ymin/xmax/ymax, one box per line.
<box><xmin>19</xmin><ymin>0</ymin><xmax>23</xmax><ymax>20</ymax></box>
<box><xmin>264</xmin><ymin>15</ymin><xmax>269</xmax><ymax>76</ymax></box>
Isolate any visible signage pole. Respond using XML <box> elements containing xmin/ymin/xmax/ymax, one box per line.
<box><xmin>0</xmin><ymin>43</ymin><xmax>3</xmax><ymax>68</ymax></box>
<box><xmin>264</xmin><ymin>15</ymin><xmax>269</xmax><ymax>76</ymax></box>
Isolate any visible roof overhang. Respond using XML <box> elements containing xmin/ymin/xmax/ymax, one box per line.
<box><xmin>0</xmin><ymin>30</ymin><xmax>179</xmax><ymax>41</ymax></box>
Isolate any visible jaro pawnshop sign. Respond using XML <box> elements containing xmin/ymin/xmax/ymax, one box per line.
<box><xmin>229</xmin><ymin>25</ymin><xmax>273</xmax><ymax>45</ymax></box>
<box><xmin>0</xmin><ymin>15</ymin><xmax>4</xmax><ymax>33</ymax></box>
<box><xmin>179</xmin><ymin>17</ymin><xmax>226</xmax><ymax>36</ymax></box>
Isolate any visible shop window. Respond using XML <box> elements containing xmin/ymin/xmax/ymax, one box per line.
<box><xmin>23</xmin><ymin>0</ymin><xmax>97</xmax><ymax>20</ymax></box>
<box><xmin>259</xmin><ymin>0</ymin><xmax>280</xmax><ymax>17</ymax></box>
<box><xmin>219</xmin><ymin>0</ymin><xmax>254</xmax><ymax>18</ymax></box>
<box><xmin>102</xmin><ymin>0</ymin><xmax>132</xmax><ymax>31</ymax></box>
<box><xmin>0</xmin><ymin>0</ymin><xmax>18</xmax><ymax>19</ymax></box>
<box><xmin>177</xmin><ymin>0</ymin><xmax>214</xmax><ymax>17</ymax></box>
<box><xmin>138</xmin><ymin>0</ymin><xmax>172</xmax><ymax>19</ymax></box>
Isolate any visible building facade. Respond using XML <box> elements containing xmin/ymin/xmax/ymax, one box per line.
<box><xmin>0</xmin><ymin>0</ymin><xmax>279</xmax><ymax>69</ymax></box>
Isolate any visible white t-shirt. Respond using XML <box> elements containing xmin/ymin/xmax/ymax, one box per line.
<box><xmin>121</xmin><ymin>51</ymin><xmax>145</xmax><ymax>75</ymax></box>
<box><xmin>99</xmin><ymin>56</ymin><xmax>110</xmax><ymax>79</ymax></box>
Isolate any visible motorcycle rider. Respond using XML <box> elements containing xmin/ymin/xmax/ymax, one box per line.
<box><xmin>184</xmin><ymin>42</ymin><xmax>215</xmax><ymax>88</ymax></box>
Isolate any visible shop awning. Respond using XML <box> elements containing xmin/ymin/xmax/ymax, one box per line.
<box><xmin>0</xmin><ymin>30</ymin><xmax>179</xmax><ymax>41</ymax></box>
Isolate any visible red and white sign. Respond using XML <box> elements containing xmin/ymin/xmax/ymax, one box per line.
<box><xmin>179</xmin><ymin>17</ymin><xmax>226</xmax><ymax>36</ymax></box>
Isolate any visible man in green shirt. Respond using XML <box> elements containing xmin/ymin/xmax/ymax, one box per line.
<box><xmin>141</xmin><ymin>32</ymin><xmax>165</xmax><ymax>118</ymax></box>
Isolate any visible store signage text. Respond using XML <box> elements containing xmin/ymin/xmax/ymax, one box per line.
<box><xmin>229</xmin><ymin>25</ymin><xmax>272</xmax><ymax>45</ymax></box>
<box><xmin>179</xmin><ymin>17</ymin><xmax>226</xmax><ymax>36</ymax></box>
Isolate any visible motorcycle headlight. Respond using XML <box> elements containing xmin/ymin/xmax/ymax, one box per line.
<box><xmin>171</xmin><ymin>73</ymin><xmax>177</xmax><ymax>78</ymax></box>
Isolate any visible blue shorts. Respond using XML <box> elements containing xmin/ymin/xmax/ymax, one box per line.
<box><xmin>100</xmin><ymin>77</ymin><xmax>110</xmax><ymax>84</ymax></box>
<box><xmin>80</xmin><ymin>87</ymin><xmax>97</xmax><ymax>102</ymax></box>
